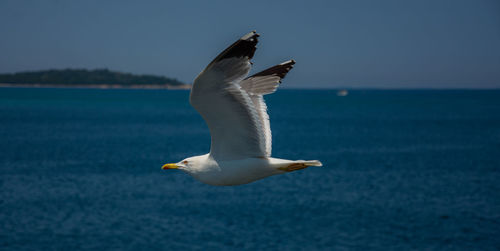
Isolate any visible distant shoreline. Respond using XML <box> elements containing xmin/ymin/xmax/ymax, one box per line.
<box><xmin>0</xmin><ymin>69</ymin><xmax>188</xmax><ymax>89</ymax></box>
<box><xmin>0</xmin><ymin>83</ymin><xmax>191</xmax><ymax>90</ymax></box>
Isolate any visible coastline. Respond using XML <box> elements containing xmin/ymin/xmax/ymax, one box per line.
<box><xmin>0</xmin><ymin>83</ymin><xmax>191</xmax><ymax>90</ymax></box>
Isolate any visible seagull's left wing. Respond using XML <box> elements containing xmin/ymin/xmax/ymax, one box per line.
<box><xmin>190</xmin><ymin>31</ymin><xmax>267</xmax><ymax>160</ymax></box>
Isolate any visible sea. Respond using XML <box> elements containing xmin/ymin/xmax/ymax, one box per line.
<box><xmin>0</xmin><ymin>88</ymin><xmax>499</xmax><ymax>250</ymax></box>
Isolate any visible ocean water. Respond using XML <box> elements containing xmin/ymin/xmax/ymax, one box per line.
<box><xmin>0</xmin><ymin>88</ymin><xmax>499</xmax><ymax>250</ymax></box>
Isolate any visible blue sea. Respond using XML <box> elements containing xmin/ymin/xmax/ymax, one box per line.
<box><xmin>1</xmin><ymin>88</ymin><xmax>499</xmax><ymax>250</ymax></box>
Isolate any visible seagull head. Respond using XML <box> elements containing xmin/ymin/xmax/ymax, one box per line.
<box><xmin>162</xmin><ymin>158</ymin><xmax>191</xmax><ymax>170</ymax></box>
<box><xmin>161</xmin><ymin>154</ymin><xmax>209</xmax><ymax>173</ymax></box>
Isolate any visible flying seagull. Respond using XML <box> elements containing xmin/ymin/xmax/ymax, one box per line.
<box><xmin>162</xmin><ymin>31</ymin><xmax>322</xmax><ymax>186</ymax></box>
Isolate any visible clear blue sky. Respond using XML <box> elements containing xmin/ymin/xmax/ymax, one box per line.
<box><xmin>1</xmin><ymin>0</ymin><xmax>499</xmax><ymax>88</ymax></box>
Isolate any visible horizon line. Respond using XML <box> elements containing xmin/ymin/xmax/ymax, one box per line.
<box><xmin>1</xmin><ymin>85</ymin><xmax>499</xmax><ymax>91</ymax></box>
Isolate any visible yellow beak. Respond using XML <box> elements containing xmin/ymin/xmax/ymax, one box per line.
<box><xmin>162</xmin><ymin>163</ymin><xmax>179</xmax><ymax>170</ymax></box>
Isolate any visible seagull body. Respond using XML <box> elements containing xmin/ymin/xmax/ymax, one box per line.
<box><xmin>162</xmin><ymin>31</ymin><xmax>322</xmax><ymax>186</ymax></box>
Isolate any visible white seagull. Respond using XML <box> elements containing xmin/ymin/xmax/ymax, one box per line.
<box><xmin>162</xmin><ymin>31</ymin><xmax>322</xmax><ymax>186</ymax></box>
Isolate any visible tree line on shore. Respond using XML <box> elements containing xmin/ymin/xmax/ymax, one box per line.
<box><xmin>0</xmin><ymin>69</ymin><xmax>184</xmax><ymax>86</ymax></box>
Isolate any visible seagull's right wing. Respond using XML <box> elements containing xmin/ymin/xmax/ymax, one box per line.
<box><xmin>240</xmin><ymin>60</ymin><xmax>296</xmax><ymax>156</ymax></box>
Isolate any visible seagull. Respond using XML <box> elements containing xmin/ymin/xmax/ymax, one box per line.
<box><xmin>162</xmin><ymin>31</ymin><xmax>322</xmax><ymax>186</ymax></box>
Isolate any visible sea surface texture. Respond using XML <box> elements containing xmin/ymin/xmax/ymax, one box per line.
<box><xmin>1</xmin><ymin>88</ymin><xmax>499</xmax><ymax>250</ymax></box>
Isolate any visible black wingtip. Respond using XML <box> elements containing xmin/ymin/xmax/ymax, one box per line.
<box><xmin>242</xmin><ymin>30</ymin><xmax>259</xmax><ymax>40</ymax></box>
<box><xmin>208</xmin><ymin>31</ymin><xmax>259</xmax><ymax>66</ymax></box>
<box><xmin>251</xmin><ymin>60</ymin><xmax>296</xmax><ymax>79</ymax></box>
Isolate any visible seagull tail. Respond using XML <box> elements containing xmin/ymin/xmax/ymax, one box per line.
<box><xmin>301</xmin><ymin>160</ymin><xmax>323</xmax><ymax>167</ymax></box>
<box><xmin>276</xmin><ymin>160</ymin><xmax>323</xmax><ymax>172</ymax></box>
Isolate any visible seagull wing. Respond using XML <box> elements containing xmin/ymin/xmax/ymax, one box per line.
<box><xmin>190</xmin><ymin>31</ymin><xmax>296</xmax><ymax>161</ymax></box>
<box><xmin>240</xmin><ymin>60</ymin><xmax>296</xmax><ymax>156</ymax></box>
<box><xmin>190</xmin><ymin>31</ymin><xmax>265</xmax><ymax>160</ymax></box>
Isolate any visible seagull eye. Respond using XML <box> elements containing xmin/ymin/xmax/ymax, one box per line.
<box><xmin>182</xmin><ymin>161</ymin><xmax>188</xmax><ymax>164</ymax></box>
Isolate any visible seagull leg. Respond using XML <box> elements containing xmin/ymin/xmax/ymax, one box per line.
<box><xmin>277</xmin><ymin>163</ymin><xmax>308</xmax><ymax>172</ymax></box>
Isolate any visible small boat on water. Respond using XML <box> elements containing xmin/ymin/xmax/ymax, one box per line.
<box><xmin>337</xmin><ymin>89</ymin><xmax>348</xmax><ymax>96</ymax></box>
